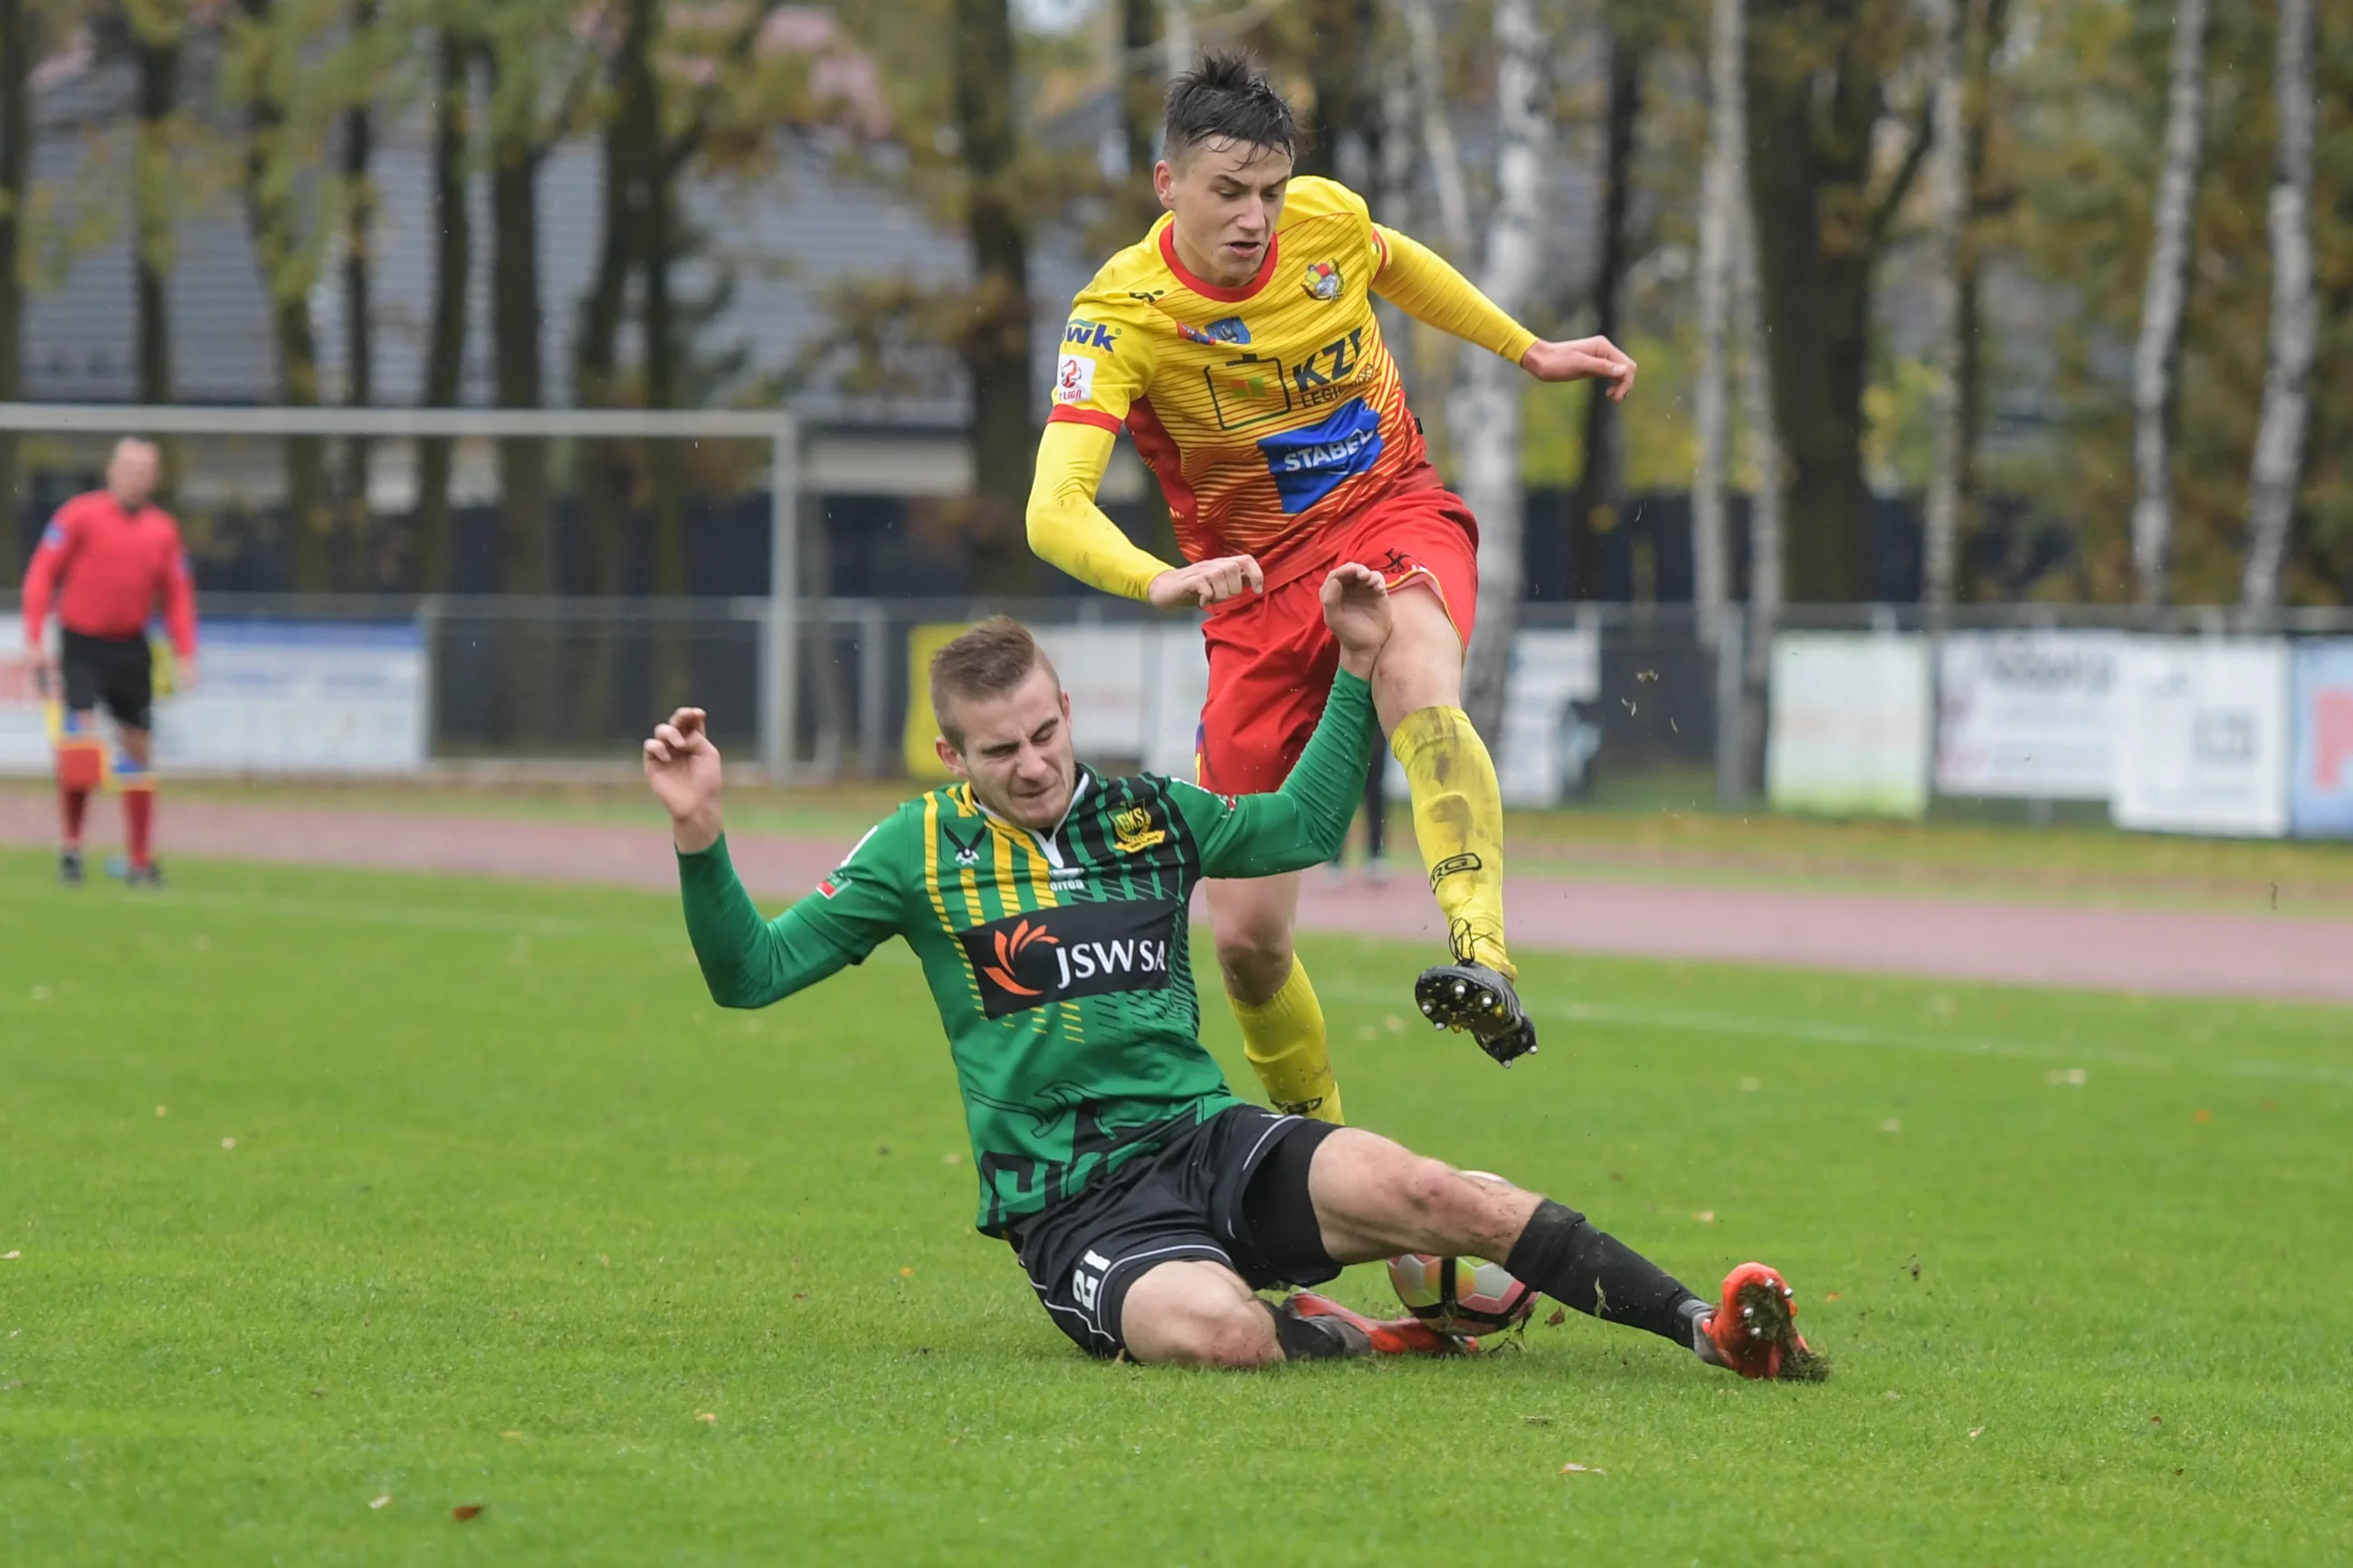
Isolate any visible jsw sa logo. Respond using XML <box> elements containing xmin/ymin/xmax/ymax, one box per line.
<box><xmin>957</xmin><ymin>898</ymin><xmax>1181</xmax><ymax>1019</ymax></box>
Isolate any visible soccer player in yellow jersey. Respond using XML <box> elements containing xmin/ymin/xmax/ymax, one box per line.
<box><xmin>1025</xmin><ymin>52</ymin><xmax>1636</xmax><ymax>1121</ymax></box>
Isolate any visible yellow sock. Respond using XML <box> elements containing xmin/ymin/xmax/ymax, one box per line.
<box><xmin>1390</xmin><ymin>705</ymin><xmax>1515</xmax><ymax>980</ymax></box>
<box><xmin>1228</xmin><ymin>956</ymin><xmax>1344</xmax><ymax>1125</ymax></box>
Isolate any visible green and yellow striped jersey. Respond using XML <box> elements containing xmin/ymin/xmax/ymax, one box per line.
<box><xmin>676</xmin><ymin>671</ymin><xmax>1375</xmax><ymax>1233</ymax></box>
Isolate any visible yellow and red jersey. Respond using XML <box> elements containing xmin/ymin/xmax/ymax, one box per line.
<box><xmin>1033</xmin><ymin>177</ymin><xmax>1536</xmax><ymax>596</ymax></box>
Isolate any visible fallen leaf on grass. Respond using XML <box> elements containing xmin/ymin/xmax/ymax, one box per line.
<box><xmin>696</xmin><ymin>1411</ymin><xmax>718</xmax><ymax>1423</ymax></box>
<box><xmin>1691</xmin><ymin>1210</ymin><xmax>1715</xmax><ymax>1223</ymax></box>
<box><xmin>1521</xmin><ymin>1415</ymin><xmax>1552</xmax><ymax>1426</ymax></box>
<box><xmin>899</xmin><ymin>1267</ymin><xmax>915</xmax><ymax>1277</ymax></box>
<box><xmin>368</xmin><ymin>1497</ymin><xmax>391</xmax><ymax>1510</ymax></box>
<box><xmin>501</xmin><ymin>1430</ymin><xmax>523</xmax><ymax>1440</ymax></box>
<box><xmin>2192</xmin><ymin>1109</ymin><xmax>2211</xmax><ymax>1125</ymax></box>
<box><xmin>1885</xmin><ymin>1391</ymin><xmax>1902</xmax><ymax>1402</ymax></box>
<box><xmin>1968</xmin><ymin>1427</ymin><xmax>1985</xmax><ymax>1439</ymax></box>
<box><xmin>2</xmin><ymin>1251</ymin><xmax>19</xmax><ymax>1261</ymax></box>
<box><xmin>221</xmin><ymin>1137</ymin><xmax>236</xmax><ymax>1150</ymax></box>
<box><xmin>2149</xmin><ymin>1414</ymin><xmax>2162</xmax><ymax>1425</ymax></box>
<box><xmin>156</xmin><ymin>1106</ymin><xmax>168</xmax><ymax>1117</ymax></box>
<box><xmin>1559</xmin><ymin>1463</ymin><xmax>1606</xmax><ymax>1475</ymax></box>
<box><xmin>940</xmin><ymin>1152</ymin><xmax>960</xmax><ymax>1165</ymax></box>
<box><xmin>1824</xmin><ymin>1292</ymin><xmax>1841</xmax><ymax>1302</ymax></box>
<box><xmin>1545</xmin><ymin>1307</ymin><xmax>1567</xmax><ymax>1327</ymax></box>
<box><xmin>1876</xmin><ymin>1118</ymin><xmax>1901</xmax><ymax>1134</ymax></box>
<box><xmin>451</xmin><ymin>1504</ymin><xmax>484</xmax><ymax>1521</ymax></box>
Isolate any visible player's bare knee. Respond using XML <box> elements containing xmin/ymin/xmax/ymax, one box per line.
<box><xmin>1201</xmin><ymin>1308</ymin><xmax>1281</xmax><ymax>1370</ymax></box>
<box><xmin>1214</xmin><ymin>927</ymin><xmax>1292</xmax><ymax>1003</ymax></box>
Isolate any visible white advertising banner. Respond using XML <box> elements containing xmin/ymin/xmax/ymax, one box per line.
<box><xmin>1935</xmin><ymin>631</ymin><xmax>2126</xmax><ymax>800</ymax></box>
<box><xmin>1767</xmin><ymin>632</ymin><xmax>1932</xmax><ymax>818</ymax></box>
<box><xmin>0</xmin><ymin>615</ymin><xmax>53</xmax><ymax>774</ymax></box>
<box><xmin>1494</xmin><ymin>625</ymin><xmax>1604</xmax><ymax>807</ymax></box>
<box><xmin>2110</xmin><ymin>637</ymin><xmax>2291</xmax><ymax>838</ymax></box>
<box><xmin>0</xmin><ymin>615</ymin><xmax>429</xmax><ymax>775</ymax></box>
<box><xmin>153</xmin><ymin>619</ymin><xmax>429</xmax><ymax>774</ymax></box>
<box><xmin>1033</xmin><ymin>625</ymin><xmax>1151</xmax><ymax>760</ymax></box>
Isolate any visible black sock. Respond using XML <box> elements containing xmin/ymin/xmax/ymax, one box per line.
<box><xmin>1504</xmin><ymin>1199</ymin><xmax>1704</xmax><ymax>1346</ymax></box>
<box><xmin>1265</xmin><ymin>1299</ymin><xmax>1357</xmax><ymax>1361</ymax></box>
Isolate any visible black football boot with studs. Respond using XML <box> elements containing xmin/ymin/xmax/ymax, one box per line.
<box><xmin>1413</xmin><ymin>960</ymin><xmax>1538</xmax><ymax>1066</ymax></box>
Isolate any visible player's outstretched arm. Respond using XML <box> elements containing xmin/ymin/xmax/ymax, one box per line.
<box><xmin>1175</xmin><ymin>565</ymin><xmax>1390</xmax><ymax>878</ymax></box>
<box><xmin>646</xmin><ymin>708</ymin><xmax>895</xmax><ymax>1010</ymax></box>
<box><xmin>1368</xmin><ymin>225</ymin><xmax>1636</xmax><ymax>402</ymax></box>
<box><xmin>1026</xmin><ymin>414</ymin><xmax>1265</xmax><ymax>609</ymax></box>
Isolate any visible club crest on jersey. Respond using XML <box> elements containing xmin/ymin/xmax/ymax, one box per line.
<box><xmin>1111</xmin><ymin>805</ymin><xmax>1167</xmax><ymax>854</ymax></box>
<box><xmin>945</xmin><ymin>822</ymin><xmax>986</xmax><ymax>867</ymax></box>
<box><xmin>957</xmin><ymin>899</ymin><xmax>1179</xmax><ymax>1018</ymax></box>
<box><xmin>1302</xmin><ymin>260</ymin><xmax>1342</xmax><ymax>301</ymax></box>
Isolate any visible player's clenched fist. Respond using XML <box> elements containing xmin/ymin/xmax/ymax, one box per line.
<box><xmin>643</xmin><ymin>707</ymin><xmax>725</xmax><ymax>852</ymax></box>
<box><xmin>1147</xmin><ymin>553</ymin><xmax>1264</xmax><ymax>609</ymax></box>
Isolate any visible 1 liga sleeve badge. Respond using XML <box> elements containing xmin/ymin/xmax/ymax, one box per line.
<box><xmin>1053</xmin><ymin>353</ymin><xmax>1098</xmax><ymax>405</ymax></box>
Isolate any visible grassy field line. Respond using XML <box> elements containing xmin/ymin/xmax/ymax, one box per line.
<box><xmin>119</xmin><ymin>887</ymin><xmax>673</xmax><ymax>942</ymax></box>
<box><xmin>1321</xmin><ymin>982</ymin><xmax>2353</xmax><ymax>1088</ymax></box>
<box><xmin>116</xmin><ymin>880</ymin><xmax>2353</xmax><ymax>1088</ymax></box>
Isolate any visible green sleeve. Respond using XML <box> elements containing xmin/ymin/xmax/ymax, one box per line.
<box><xmin>1168</xmin><ymin>670</ymin><xmax>1377</xmax><ymax>879</ymax></box>
<box><xmin>676</xmin><ymin>820</ymin><xmax>908</xmax><ymax>1009</ymax></box>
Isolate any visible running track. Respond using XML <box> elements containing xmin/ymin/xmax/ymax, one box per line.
<box><xmin>5</xmin><ymin>791</ymin><xmax>2348</xmax><ymax>1008</ymax></box>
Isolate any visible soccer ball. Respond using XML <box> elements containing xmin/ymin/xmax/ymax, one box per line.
<box><xmin>1387</xmin><ymin>1252</ymin><xmax>1538</xmax><ymax>1335</ymax></box>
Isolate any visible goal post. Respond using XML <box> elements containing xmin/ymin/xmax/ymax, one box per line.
<box><xmin>0</xmin><ymin>402</ymin><xmax>805</xmax><ymax>780</ymax></box>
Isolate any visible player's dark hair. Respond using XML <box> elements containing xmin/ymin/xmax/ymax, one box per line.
<box><xmin>930</xmin><ymin>616</ymin><xmax>1059</xmax><ymax>747</ymax></box>
<box><xmin>1163</xmin><ymin>51</ymin><xmax>1297</xmax><ymax>166</ymax></box>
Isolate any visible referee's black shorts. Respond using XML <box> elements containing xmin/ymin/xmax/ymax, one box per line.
<box><xmin>1007</xmin><ymin>1104</ymin><xmax>1342</xmax><ymax>1360</ymax></box>
<box><xmin>61</xmin><ymin>628</ymin><xmax>155</xmax><ymax>730</ymax></box>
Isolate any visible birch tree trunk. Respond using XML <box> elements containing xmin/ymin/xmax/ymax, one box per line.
<box><xmin>1691</xmin><ymin>0</ymin><xmax>1743</xmax><ymax>647</ymax></box>
<box><xmin>411</xmin><ymin>30</ymin><xmax>469</xmax><ymax>594</ymax></box>
<box><xmin>2128</xmin><ymin>0</ymin><xmax>2208</xmax><ymax>610</ymax></box>
<box><xmin>1735</xmin><ymin>190</ymin><xmax>1783</xmax><ymax>794</ymax></box>
<box><xmin>0</xmin><ymin>0</ymin><xmax>27</xmax><ymax>565</ymax></box>
<box><xmin>1398</xmin><ymin>0</ymin><xmax>1470</xmax><ymax>252</ymax></box>
<box><xmin>1920</xmin><ymin>0</ymin><xmax>1967</xmax><ymax>616</ymax></box>
<box><xmin>1453</xmin><ymin>0</ymin><xmax>1546</xmax><ymax>737</ymax></box>
<box><xmin>2239</xmin><ymin>0</ymin><xmax>2315</xmax><ymax>616</ymax></box>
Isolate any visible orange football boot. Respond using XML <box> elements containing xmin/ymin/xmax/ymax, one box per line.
<box><xmin>1283</xmin><ymin>1291</ymin><xmax>1476</xmax><ymax>1357</ymax></box>
<box><xmin>1702</xmin><ymin>1261</ymin><xmax>1829</xmax><ymax>1382</ymax></box>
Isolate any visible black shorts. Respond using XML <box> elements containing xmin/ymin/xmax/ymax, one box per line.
<box><xmin>61</xmin><ymin>629</ymin><xmax>154</xmax><ymax>730</ymax></box>
<box><xmin>1008</xmin><ymin>1104</ymin><xmax>1341</xmax><ymax>1360</ymax></box>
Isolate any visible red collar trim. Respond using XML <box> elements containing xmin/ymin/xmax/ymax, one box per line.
<box><xmin>1158</xmin><ymin>222</ymin><xmax>1281</xmax><ymax>303</ymax></box>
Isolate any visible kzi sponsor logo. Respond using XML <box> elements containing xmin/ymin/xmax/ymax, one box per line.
<box><xmin>1293</xmin><ymin>328</ymin><xmax>1368</xmax><ymax>405</ymax></box>
<box><xmin>957</xmin><ymin>898</ymin><xmax>1179</xmax><ymax>1018</ymax></box>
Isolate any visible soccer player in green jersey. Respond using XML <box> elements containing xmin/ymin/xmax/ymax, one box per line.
<box><xmin>646</xmin><ymin>565</ymin><xmax>1822</xmax><ymax>1375</ymax></box>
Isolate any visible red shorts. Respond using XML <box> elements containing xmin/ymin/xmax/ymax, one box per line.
<box><xmin>1195</xmin><ymin>487</ymin><xmax>1481</xmax><ymax>795</ymax></box>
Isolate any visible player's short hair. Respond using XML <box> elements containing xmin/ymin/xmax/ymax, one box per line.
<box><xmin>1164</xmin><ymin>51</ymin><xmax>1297</xmax><ymax>166</ymax></box>
<box><xmin>930</xmin><ymin>616</ymin><xmax>1060</xmax><ymax>748</ymax></box>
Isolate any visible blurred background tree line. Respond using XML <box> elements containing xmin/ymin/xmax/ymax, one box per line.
<box><xmin>0</xmin><ymin>0</ymin><xmax>2341</xmax><ymax>607</ymax></box>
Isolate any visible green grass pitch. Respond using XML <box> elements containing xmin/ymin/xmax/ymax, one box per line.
<box><xmin>3</xmin><ymin>848</ymin><xmax>2349</xmax><ymax>1563</ymax></box>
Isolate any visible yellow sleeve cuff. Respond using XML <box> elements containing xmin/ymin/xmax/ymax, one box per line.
<box><xmin>1025</xmin><ymin>421</ymin><xmax>1170</xmax><ymax>602</ymax></box>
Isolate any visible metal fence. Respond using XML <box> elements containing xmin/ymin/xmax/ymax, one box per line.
<box><xmin>10</xmin><ymin>588</ymin><xmax>2353</xmax><ymax>805</ymax></box>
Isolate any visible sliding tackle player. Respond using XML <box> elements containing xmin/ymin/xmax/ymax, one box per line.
<box><xmin>643</xmin><ymin>565</ymin><xmax>1822</xmax><ymax>1376</ymax></box>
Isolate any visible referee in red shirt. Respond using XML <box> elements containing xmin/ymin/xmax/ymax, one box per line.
<box><xmin>21</xmin><ymin>438</ymin><xmax>198</xmax><ymax>887</ymax></box>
